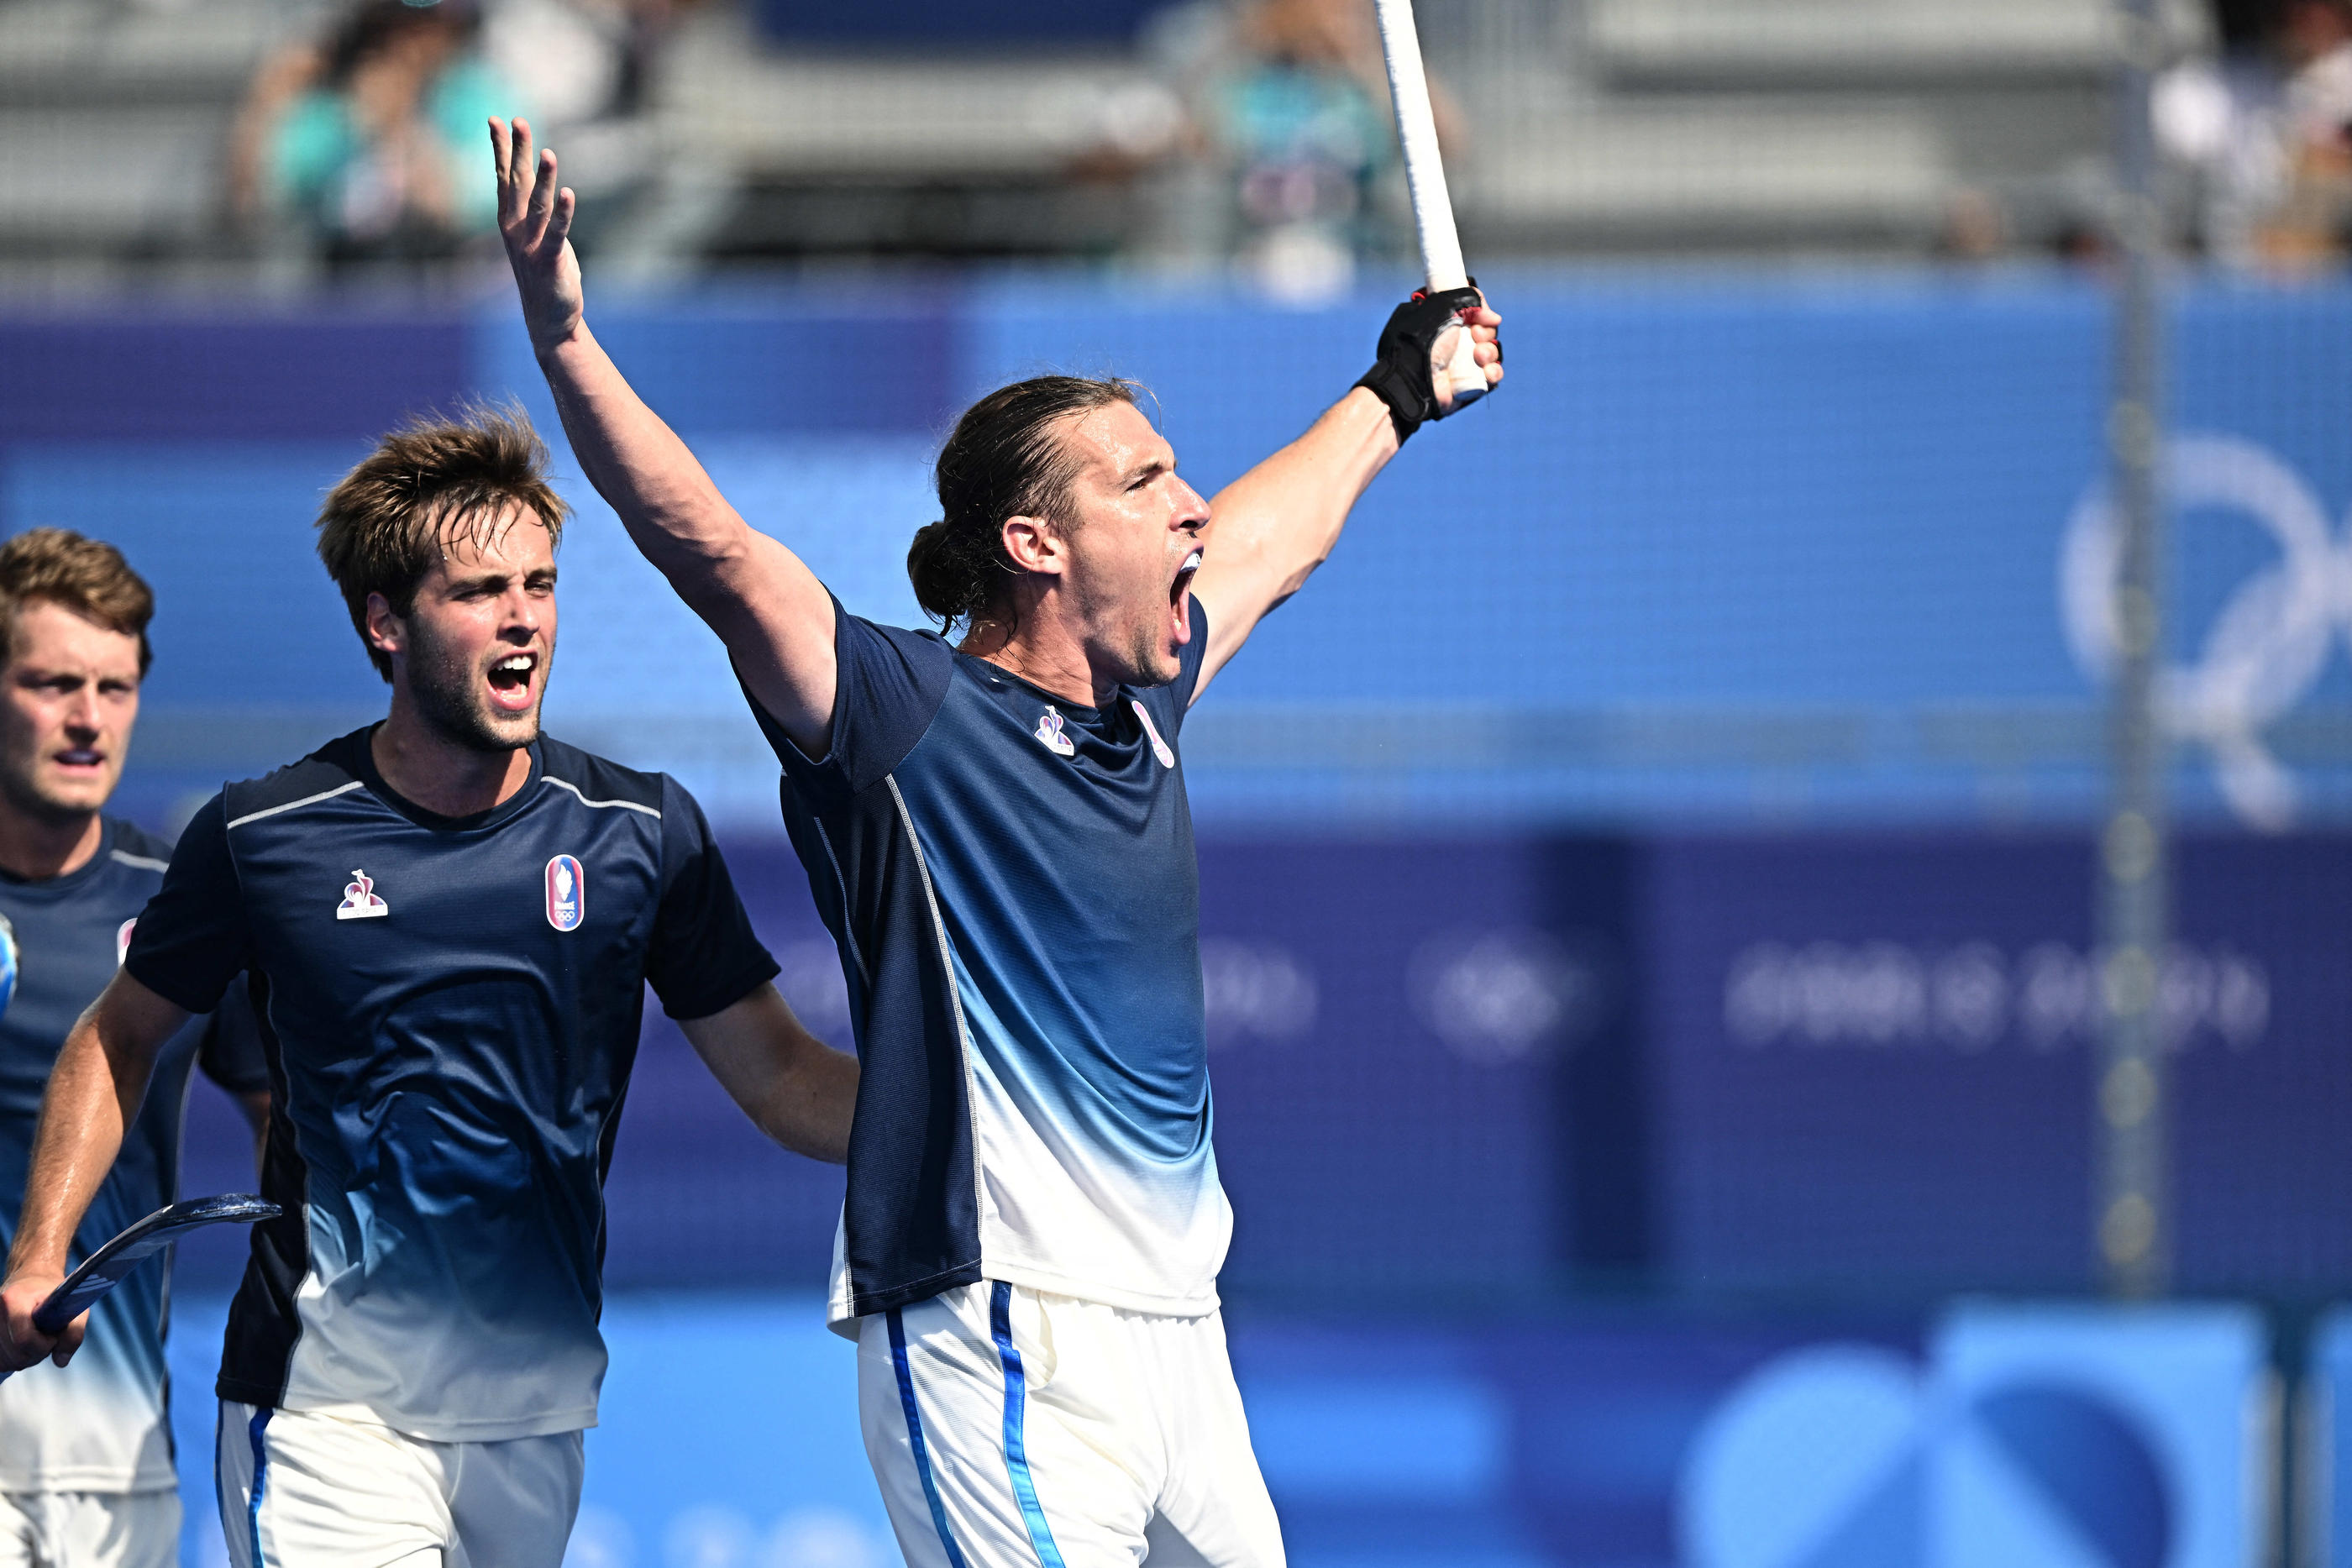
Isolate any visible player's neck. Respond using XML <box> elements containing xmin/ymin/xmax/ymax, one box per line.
<box><xmin>961</xmin><ymin>617</ymin><xmax>1111</xmax><ymax>710</ymax></box>
<box><xmin>0</xmin><ymin>800</ymin><xmax>102</xmax><ymax>881</ymax></box>
<box><xmin>370</xmin><ymin>708</ymin><xmax>534</xmax><ymax>820</ymax></box>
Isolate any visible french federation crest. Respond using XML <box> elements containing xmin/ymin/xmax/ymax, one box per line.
<box><xmin>336</xmin><ymin>869</ymin><xmax>388</xmax><ymax>920</ymax></box>
<box><xmin>546</xmin><ymin>855</ymin><xmax>585</xmax><ymax>932</ymax></box>
<box><xmin>116</xmin><ymin>918</ymin><xmax>136</xmax><ymax>968</ymax></box>
<box><xmin>1034</xmin><ymin>705</ymin><xmax>1076</xmax><ymax>758</ymax></box>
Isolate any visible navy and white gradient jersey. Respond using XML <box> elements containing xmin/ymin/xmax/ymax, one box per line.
<box><xmin>123</xmin><ymin>730</ymin><xmax>778</xmax><ymax>1442</ymax></box>
<box><xmin>753</xmin><ymin>595</ymin><xmax>1225</xmax><ymax>1329</ymax></box>
<box><xmin>0</xmin><ymin>819</ymin><xmax>266</xmax><ymax>1493</ymax></box>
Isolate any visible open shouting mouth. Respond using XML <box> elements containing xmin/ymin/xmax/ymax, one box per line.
<box><xmin>486</xmin><ymin>650</ymin><xmax>539</xmax><ymax>713</ymax></box>
<box><xmin>1169</xmin><ymin>547</ymin><xmax>1202</xmax><ymax>640</ymax></box>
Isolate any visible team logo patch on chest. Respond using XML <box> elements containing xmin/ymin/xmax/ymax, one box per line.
<box><xmin>115</xmin><ymin>918</ymin><xmax>135</xmax><ymax>968</ymax></box>
<box><xmin>1034</xmin><ymin>705</ymin><xmax>1076</xmax><ymax>758</ymax></box>
<box><xmin>336</xmin><ymin>869</ymin><xmax>389</xmax><ymax>920</ymax></box>
<box><xmin>546</xmin><ymin>855</ymin><xmax>585</xmax><ymax>931</ymax></box>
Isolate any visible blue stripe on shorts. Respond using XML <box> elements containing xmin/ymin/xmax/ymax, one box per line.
<box><xmin>890</xmin><ymin>1305</ymin><xmax>970</xmax><ymax>1568</ymax></box>
<box><xmin>990</xmin><ymin>1282</ymin><xmax>1068</xmax><ymax>1568</ymax></box>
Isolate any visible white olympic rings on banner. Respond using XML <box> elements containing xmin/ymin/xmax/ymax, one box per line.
<box><xmin>2061</xmin><ymin>433</ymin><xmax>2352</xmax><ymax>829</ymax></box>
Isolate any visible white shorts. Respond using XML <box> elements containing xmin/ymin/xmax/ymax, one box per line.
<box><xmin>859</xmin><ymin>1282</ymin><xmax>1285</xmax><ymax>1568</ymax></box>
<box><xmin>214</xmin><ymin>1403</ymin><xmax>583</xmax><ymax>1568</ymax></box>
<box><xmin>0</xmin><ymin>1489</ymin><xmax>176</xmax><ymax>1568</ymax></box>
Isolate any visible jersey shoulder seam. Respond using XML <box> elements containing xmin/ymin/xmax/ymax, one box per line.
<box><xmin>536</xmin><ymin>736</ymin><xmax>664</xmax><ymax>816</ymax></box>
<box><xmin>225</xmin><ymin>779</ymin><xmax>365</xmax><ymax>831</ymax></box>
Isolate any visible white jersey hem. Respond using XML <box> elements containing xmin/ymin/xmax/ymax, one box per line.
<box><xmin>0</xmin><ymin>1467</ymin><xmax>176</xmax><ymax>1495</ymax></box>
<box><xmin>827</xmin><ymin>1257</ymin><xmax>1219</xmax><ymax>1336</ymax></box>
<box><xmin>274</xmin><ymin>1395</ymin><xmax>599</xmax><ymax>1444</ymax></box>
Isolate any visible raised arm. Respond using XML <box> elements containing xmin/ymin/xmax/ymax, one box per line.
<box><xmin>1187</xmin><ymin>289</ymin><xmax>1501</xmax><ymax>700</ymax></box>
<box><xmin>678</xmin><ymin>983</ymin><xmax>859</xmax><ymax>1164</ymax></box>
<box><xmin>0</xmin><ymin>971</ymin><xmax>190</xmax><ymax>1371</ymax></box>
<box><xmin>490</xmin><ymin>118</ymin><xmax>841</xmax><ymax>757</ymax></box>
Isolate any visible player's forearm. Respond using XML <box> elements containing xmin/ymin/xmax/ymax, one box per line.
<box><xmin>7</xmin><ymin>1018</ymin><xmax>149</xmax><ymax>1277</ymax></box>
<box><xmin>535</xmin><ymin>323</ymin><xmax>763</xmax><ymax>606</ymax></box>
<box><xmin>753</xmin><ymin>1040</ymin><xmax>858</xmax><ymax>1164</ymax></box>
<box><xmin>1204</xmin><ymin>387</ymin><xmax>1398</xmax><ymax>606</ymax></box>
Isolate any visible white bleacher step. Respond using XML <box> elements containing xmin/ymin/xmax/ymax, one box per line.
<box><xmin>0</xmin><ymin>0</ymin><xmax>283</xmax><ymax>104</ymax></box>
<box><xmin>659</xmin><ymin>17</ymin><xmax>1179</xmax><ymax>181</ymax></box>
<box><xmin>0</xmin><ymin>107</ymin><xmax>226</xmax><ymax>246</ymax></box>
<box><xmin>1459</xmin><ymin>102</ymin><xmax>1949</xmax><ymax>243</ymax></box>
<box><xmin>1586</xmin><ymin>0</ymin><xmax>2208</xmax><ymax>85</ymax></box>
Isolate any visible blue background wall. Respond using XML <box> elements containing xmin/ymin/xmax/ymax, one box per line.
<box><xmin>7</xmin><ymin>274</ymin><xmax>2347</xmax><ymax>1566</ymax></box>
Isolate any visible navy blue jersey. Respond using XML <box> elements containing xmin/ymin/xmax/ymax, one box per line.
<box><xmin>753</xmin><ymin>597</ymin><xmax>1226</xmax><ymax>1329</ymax></box>
<box><xmin>0</xmin><ymin>820</ymin><xmax>265</xmax><ymax>1492</ymax></box>
<box><xmin>124</xmin><ymin>730</ymin><xmax>777</xmax><ymax>1441</ymax></box>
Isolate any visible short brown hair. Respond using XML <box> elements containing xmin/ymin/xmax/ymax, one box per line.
<box><xmin>0</xmin><ymin>528</ymin><xmax>156</xmax><ymax>676</ymax></box>
<box><xmin>316</xmin><ymin>403</ymin><xmax>569</xmax><ymax>681</ymax></box>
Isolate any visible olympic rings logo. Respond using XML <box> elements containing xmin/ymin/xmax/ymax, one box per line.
<box><xmin>2061</xmin><ymin>433</ymin><xmax>2352</xmax><ymax>829</ymax></box>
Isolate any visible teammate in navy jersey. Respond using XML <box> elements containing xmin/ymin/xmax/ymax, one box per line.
<box><xmin>492</xmin><ymin>119</ymin><xmax>1500</xmax><ymax>1567</ymax></box>
<box><xmin>0</xmin><ymin>411</ymin><xmax>858</xmax><ymax>1568</ymax></box>
<box><xmin>0</xmin><ymin>530</ymin><xmax>270</xmax><ymax>1568</ymax></box>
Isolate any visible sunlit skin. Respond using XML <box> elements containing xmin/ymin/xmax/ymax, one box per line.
<box><xmin>0</xmin><ymin>602</ymin><xmax>143</xmax><ymax>880</ymax></box>
<box><xmin>962</xmin><ymin>401</ymin><xmax>1213</xmax><ymax>705</ymax></box>
<box><xmin>365</xmin><ymin>505</ymin><xmax>558</xmax><ymax>818</ymax></box>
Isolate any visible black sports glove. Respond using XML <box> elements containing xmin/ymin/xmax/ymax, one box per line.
<box><xmin>1354</xmin><ymin>283</ymin><xmax>1490</xmax><ymax>443</ymax></box>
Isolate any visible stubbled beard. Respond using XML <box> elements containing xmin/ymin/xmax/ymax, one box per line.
<box><xmin>406</xmin><ymin>626</ymin><xmax>543</xmax><ymax>755</ymax></box>
<box><xmin>0</xmin><ymin>748</ymin><xmax>102</xmax><ymax>826</ymax></box>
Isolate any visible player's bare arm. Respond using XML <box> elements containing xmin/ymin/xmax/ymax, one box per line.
<box><xmin>490</xmin><ymin>118</ymin><xmax>842</xmax><ymax>758</ymax></box>
<box><xmin>0</xmin><ymin>970</ymin><xmax>187</xmax><ymax>1372</ymax></box>
<box><xmin>678</xmin><ymin>983</ymin><xmax>858</xmax><ymax>1164</ymax></box>
<box><xmin>1188</xmin><ymin>292</ymin><xmax>1501</xmax><ymax>702</ymax></box>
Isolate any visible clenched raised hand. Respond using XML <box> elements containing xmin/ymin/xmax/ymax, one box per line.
<box><xmin>491</xmin><ymin>118</ymin><xmax>584</xmax><ymax>354</ymax></box>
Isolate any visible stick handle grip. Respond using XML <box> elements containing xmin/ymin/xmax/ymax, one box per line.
<box><xmin>1372</xmin><ymin>0</ymin><xmax>1467</xmax><ymax>292</ymax></box>
<box><xmin>1436</xmin><ymin>318</ymin><xmax>1487</xmax><ymax>412</ymax></box>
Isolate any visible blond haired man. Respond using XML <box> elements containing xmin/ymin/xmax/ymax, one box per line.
<box><xmin>0</xmin><ymin>529</ymin><xmax>270</xmax><ymax>1568</ymax></box>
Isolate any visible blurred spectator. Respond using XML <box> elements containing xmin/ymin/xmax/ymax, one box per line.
<box><xmin>2156</xmin><ymin>0</ymin><xmax>2352</xmax><ymax>270</ymax></box>
<box><xmin>482</xmin><ymin>0</ymin><xmax>685</xmax><ymax>139</ymax></box>
<box><xmin>228</xmin><ymin>0</ymin><xmax>517</xmax><ymax>267</ymax></box>
<box><xmin>1147</xmin><ymin>0</ymin><xmax>1462</xmax><ymax>300</ymax></box>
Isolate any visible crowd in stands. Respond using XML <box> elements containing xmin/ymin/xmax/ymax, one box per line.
<box><xmin>2159</xmin><ymin>0</ymin><xmax>2352</xmax><ymax>270</ymax></box>
<box><xmin>207</xmin><ymin>0</ymin><xmax>2352</xmax><ymax>278</ymax></box>
<box><xmin>225</xmin><ymin>0</ymin><xmax>680</xmax><ymax>269</ymax></box>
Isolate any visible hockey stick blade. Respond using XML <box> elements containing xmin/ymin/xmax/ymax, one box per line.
<box><xmin>31</xmin><ymin>1194</ymin><xmax>279</xmax><ymax>1338</ymax></box>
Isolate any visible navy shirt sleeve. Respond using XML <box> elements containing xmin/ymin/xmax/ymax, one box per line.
<box><xmin>644</xmin><ymin>775</ymin><xmax>781</xmax><ymax>1021</ymax></box>
<box><xmin>123</xmin><ymin>794</ymin><xmax>250</xmax><ymax>1015</ymax></box>
<box><xmin>197</xmin><ymin>975</ymin><xmax>270</xmax><ymax>1096</ymax></box>
<box><xmin>741</xmin><ymin>595</ymin><xmax>956</xmax><ymax>805</ymax></box>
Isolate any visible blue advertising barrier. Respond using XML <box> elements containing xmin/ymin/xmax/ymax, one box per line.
<box><xmin>161</xmin><ymin>1291</ymin><xmax>2266</xmax><ymax>1568</ymax></box>
<box><xmin>162</xmin><ymin>1289</ymin><xmax>1924</xmax><ymax>1568</ymax></box>
<box><xmin>163</xmin><ymin>827</ymin><xmax>2352</xmax><ymax>1308</ymax></box>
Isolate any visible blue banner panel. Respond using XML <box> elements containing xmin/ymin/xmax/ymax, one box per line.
<box><xmin>1683</xmin><ymin>1303</ymin><xmax>2266</xmax><ymax>1568</ymax></box>
<box><xmin>1651</xmin><ymin>831</ymin><xmax>2352</xmax><ymax>1298</ymax></box>
<box><xmin>0</xmin><ymin>314</ymin><xmax>468</xmax><ymax>443</ymax></box>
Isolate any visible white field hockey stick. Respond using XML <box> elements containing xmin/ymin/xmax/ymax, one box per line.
<box><xmin>1</xmin><ymin>1194</ymin><xmax>280</xmax><ymax>1379</ymax></box>
<box><xmin>1371</xmin><ymin>0</ymin><xmax>1487</xmax><ymax>412</ymax></box>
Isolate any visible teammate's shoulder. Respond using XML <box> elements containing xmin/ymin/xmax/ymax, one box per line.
<box><xmin>219</xmin><ymin>728</ymin><xmax>370</xmax><ymax>830</ymax></box>
<box><xmin>535</xmin><ymin>736</ymin><xmax>666</xmax><ymax>819</ymax></box>
<box><xmin>104</xmin><ymin>817</ymin><xmax>176</xmax><ymax>875</ymax></box>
